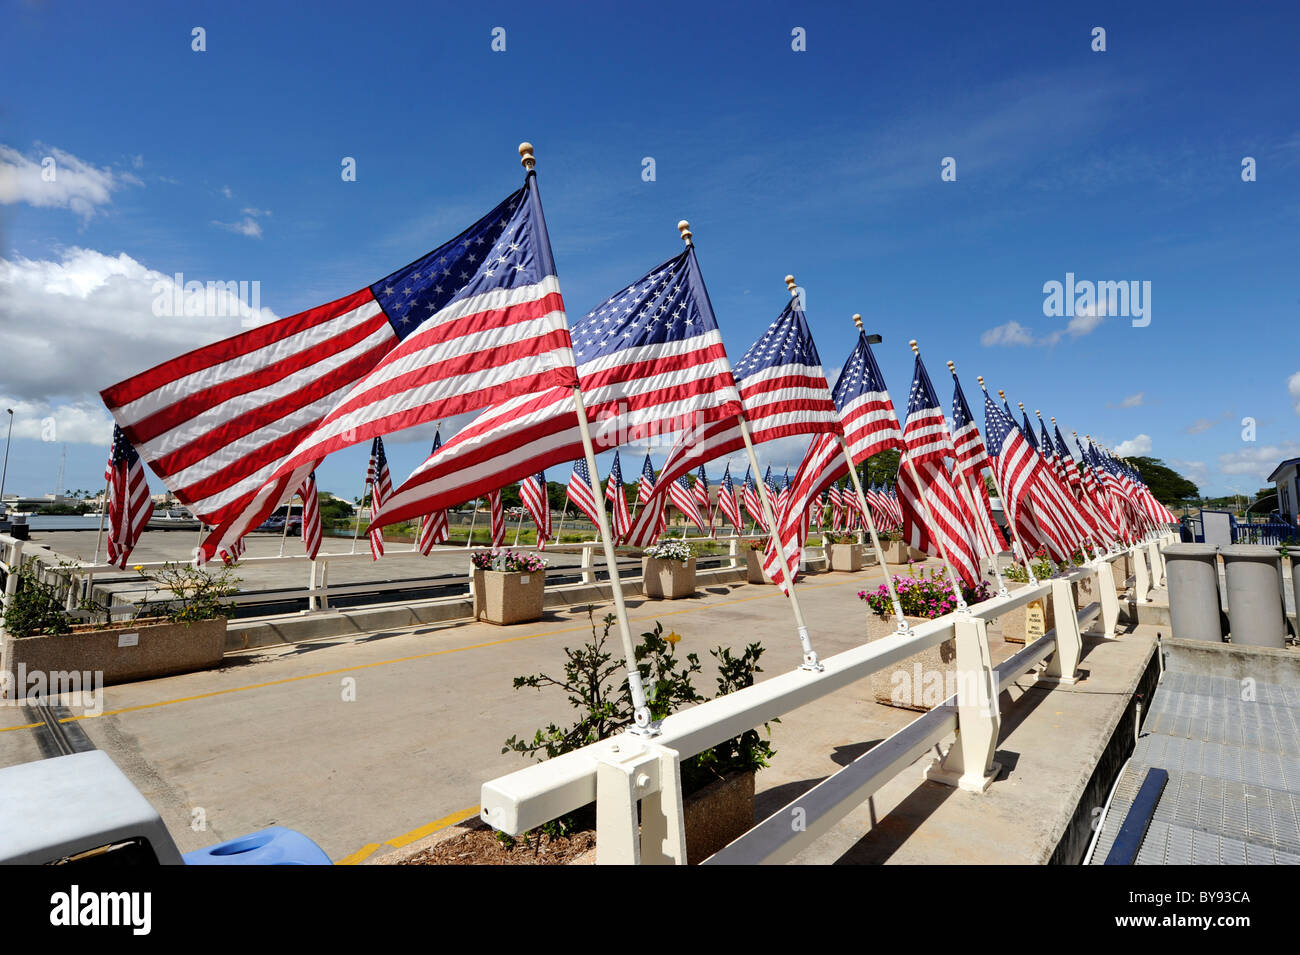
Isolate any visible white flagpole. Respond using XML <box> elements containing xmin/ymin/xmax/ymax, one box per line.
<box><xmin>512</xmin><ymin>498</ymin><xmax>527</xmax><ymax>547</ymax></box>
<box><xmin>463</xmin><ymin>498</ymin><xmax>480</xmax><ymax>548</ymax></box>
<box><xmin>85</xmin><ymin>461</ymin><xmax>112</xmax><ymax>608</ymax></box>
<box><xmin>516</xmin><ymin>141</ymin><xmax>650</xmax><ymax>730</ymax></box>
<box><xmin>350</xmin><ymin>476</ymin><xmax>369</xmax><ymax>555</ymax></box>
<box><xmin>278</xmin><ymin>498</ymin><xmax>292</xmax><ymax>557</ymax></box>
<box><xmin>946</xmin><ymin>360</ymin><xmax>1007</xmax><ymax>594</ymax></box>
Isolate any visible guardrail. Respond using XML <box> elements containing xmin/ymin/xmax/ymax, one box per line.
<box><xmin>0</xmin><ymin>529</ymin><xmax>840</xmax><ymax>628</ymax></box>
<box><xmin>478</xmin><ymin>533</ymin><xmax>1175</xmax><ymax>864</ymax></box>
<box><xmin>1232</xmin><ymin>521</ymin><xmax>1299</xmax><ymax>545</ymax></box>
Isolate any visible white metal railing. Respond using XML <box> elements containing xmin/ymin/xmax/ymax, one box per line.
<box><xmin>478</xmin><ymin>533</ymin><xmax>1174</xmax><ymax>864</ymax></box>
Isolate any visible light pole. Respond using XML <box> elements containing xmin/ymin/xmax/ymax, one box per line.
<box><xmin>0</xmin><ymin>408</ymin><xmax>12</xmax><ymax>510</ymax></box>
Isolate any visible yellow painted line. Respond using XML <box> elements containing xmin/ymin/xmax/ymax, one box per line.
<box><xmin>334</xmin><ymin>842</ymin><xmax>382</xmax><ymax>866</ymax></box>
<box><xmin>384</xmin><ymin>804</ymin><xmax>482</xmax><ymax>849</ymax></box>
<box><xmin>0</xmin><ymin>575</ymin><xmax>865</xmax><ymax>733</ymax></box>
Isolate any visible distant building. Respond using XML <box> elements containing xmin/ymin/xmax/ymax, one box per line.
<box><xmin>1268</xmin><ymin>457</ymin><xmax>1299</xmax><ymax>523</ymax></box>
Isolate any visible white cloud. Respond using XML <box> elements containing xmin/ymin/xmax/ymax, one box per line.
<box><xmin>1114</xmin><ymin>434</ymin><xmax>1152</xmax><ymax>456</ymax></box>
<box><xmin>0</xmin><ymin>143</ymin><xmax>136</xmax><ymax>224</ymax></box>
<box><xmin>221</xmin><ymin>185</ymin><xmax>233</xmax><ymax>199</ymax></box>
<box><xmin>0</xmin><ymin>248</ymin><xmax>278</xmax><ymax>423</ymax></box>
<box><xmin>980</xmin><ymin>321</ymin><xmax>1035</xmax><ymax>347</ymax></box>
<box><xmin>212</xmin><ymin>216</ymin><xmax>263</xmax><ymax>238</ymax></box>
<box><xmin>982</xmin><ymin>310</ymin><xmax>1106</xmax><ymax>347</ymax></box>
<box><xmin>1168</xmin><ymin>458</ymin><xmax>1208</xmax><ymax>487</ymax></box>
<box><xmin>1217</xmin><ymin>441</ymin><xmax>1300</xmax><ymax>483</ymax></box>
<box><xmin>1119</xmin><ymin>392</ymin><xmax>1144</xmax><ymax>408</ymax></box>
<box><xmin>1288</xmin><ymin>370</ymin><xmax>1300</xmax><ymax>415</ymax></box>
<box><xmin>0</xmin><ymin>396</ymin><xmax>114</xmax><ymax>444</ymax></box>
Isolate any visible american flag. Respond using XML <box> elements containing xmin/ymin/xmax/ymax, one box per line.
<box><xmin>623</xmin><ymin>294</ymin><xmax>841</xmax><ymax>546</ymax></box>
<box><xmin>949</xmin><ymin>371</ymin><xmax>1007</xmax><ymax>558</ymax></box>
<box><xmin>693</xmin><ymin>465</ymin><xmax>712</xmax><ymax>535</ymax></box>
<box><xmin>366</xmin><ymin>436</ymin><xmax>392</xmax><ymax>560</ymax></box>
<box><xmin>829</xmin><ymin>483</ymin><xmax>845</xmax><ymax>532</ymax></box>
<box><xmin>759</xmin><ymin>327</ymin><xmax>907</xmax><ymax>586</ymax></box>
<box><xmin>520</xmin><ymin>471</ymin><xmax>551</xmax><ymax>543</ymax></box>
<box><xmin>566</xmin><ymin>458</ymin><xmax>601</xmax><ymax>529</ymax></box>
<box><xmin>488</xmin><ymin>487</ymin><xmax>505</xmax><ymax>547</ymax></box>
<box><xmin>298</xmin><ymin>470</ymin><xmax>322</xmax><ymax>560</ymax></box>
<box><xmin>896</xmin><ymin>354</ymin><xmax>980</xmax><ymax>587</ymax></box>
<box><xmin>605</xmin><ymin>451</ymin><xmax>631</xmax><ymax>541</ymax></box>
<box><xmin>637</xmin><ymin>454</ymin><xmax>657</xmax><ymax>505</ymax></box>
<box><xmin>984</xmin><ymin>391</ymin><xmax>1077</xmax><ymax>563</ymax></box>
<box><xmin>103</xmin><ymin>175</ymin><xmax>579</xmax><ymax>565</ymax></box>
<box><xmin>104</xmin><ymin>425</ymin><xmax>154</xmax><ymax>569</ymax></box>
<box><xmin>716</xmin><ymin>462</ymin><xmax>742</xmax><ymax>531</ymax></box>
<box><xmin>668</xmin><ymin>474</ymin><xmax>707</xmax><ymax>533</ymax></box>
<box><xmin>1082</xmin><ymin>440</ymin><xmax>1133</xmax><ymax>540</ymax></box>
<box><xmin>417</xmin><ymin>431</ymin><xmax>450</xmax><ymax>554</ymax></box>
<box><xmin>741</xmin><ymin>466</ymin><xmax>765</xmax><ymax>530</ymax></box>
<box><xmin>367</xmin><ymin>243</ymin><xmax>744</xmax><ymax>534</ymax></box>
<box><xmin>219</xmin><ymin>539</ymin><xmax>245</xmax><ymax>565</ymax></box>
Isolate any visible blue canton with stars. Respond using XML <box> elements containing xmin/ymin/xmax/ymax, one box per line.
<box><xmin>904</xmin><ymin>355</ymin><xmax>943</xmax><ymax>423</ymax></box>
<box><xmin>950</xmin><ymin>374</ymin><xmax>978</xmax><ymax>432</ymax></box>
<box><xmin>832</xmin><ymin>334</ymin><xmax>890</xmax><ymax>412</ymax></box>
<box><xmin>369</xmin><ymin>179</ymin><xmax>550</xmax><ymax>339</ymax></box>
<box><xmin>569</xmin><ymin>250</ymin><xmax>717</xmax><ymax>365</ymax></box>
<box><xmin>732</xmin><ymin>300</ymin><xmax>824</xmax><ymax>383</ymax></box>
<box><xmin>982</xmin><ymin>391</ymin><xmax>1019</xmax><ymax>452</ymax></box>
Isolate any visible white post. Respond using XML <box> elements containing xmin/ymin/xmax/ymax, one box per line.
<box><xmin>84</xmin><ymin>471</ymin><xmax>113</xmax><ymax>608</ymax></box>
<box><xmin>1040</xmin><ymin>577</ymin><xmax>1082</xmax><ymax>685</ymax></box>
<box><xmin>925</xmin><ymin>614</ymin><xmax>1002</xmax><ymax>792</ymax></box>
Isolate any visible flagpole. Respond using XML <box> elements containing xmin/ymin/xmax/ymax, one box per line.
<box><xmin>463</xmin><ymin>497</ymin><xmax>480</xmax><ymax>548</ymax></box>
<box><xmin>901</xmin><ymin>341</ymin><xmax>973</xmax><ymax>610</ymax></box>
<box><xmin>574</xmin><ymin>386</ymin><xmax>653</xmax><ymax>730</ymax></box>
<box><xmin>1012</xmin><ymin>398</ymin><xmax>1070</xmax><ymax>576</ymax></box>
<box><xmin>350</xmin><ymin>476</ymin><xmax>369</xmax><ymax>554</ymax></box>
<box><xmin>554</xmin><ymin>496</ymin><xmax>569</xmax><ymax>543</ymax></box>
<box><xmin>512</xmin><ymin>501</ymin><xmax>527</xmax><ymax>547</ymax></box>
<box><xmin>85</xmin><ymin>458</ymin><xmax>112</xmax><ymax>608</ymax></box>
<box><xmin>278</xmin><ymin>497</ymin><xmax>292</xmax><ymax>557</ymax></box>
<box><xmin>977</xmin><ymin>377</ymin><xmax>1039</xmax><ymax>586</ymax></box>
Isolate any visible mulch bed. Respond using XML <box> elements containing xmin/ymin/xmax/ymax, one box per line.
<box><xmin>398</xmin><ymin>826</ymin><xmax>596</xmax><ymax>865</ymax></box>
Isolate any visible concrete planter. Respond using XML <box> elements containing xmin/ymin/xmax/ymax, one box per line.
<box><xmin>885</xmin><ymin>541</ymin><xmax>927</xmax><ymax>564</ymax></box>
<box><xmin>996</xmin><ymin>580</ymin><xmax>1079</xmax><ymax>644</ymax></box>
<box><xmin>473</xmin><ymin>569</ymin><xmax>546</xmax><ymax>626</ymax></box>
<box><xmin>866</xmin><ymin>614</ymin><xmax>953</xmax><ymax>711</ymax></box>
<box><xmin>2</xmin><ymin>618</ymin><xmax>227</xmax><ymax>695</ymax></box>
<box><xmin>745</xmin><ymin>549</ymin><xmax>773</xmax><ymax>584</ymax></box>
<box><xmin>642</xmin><ymin>557</ymin><xmax>696</xmax><ymax>600</ymax></box>
<box><xmin>827</xmin><ymin>543</ymin><xmax>864</xmax><ymax>573</ymax></box>
<box><xmin>683</xmin><ymin>770</ymin><xmax>755</xmax><ymax>864</ymax></box>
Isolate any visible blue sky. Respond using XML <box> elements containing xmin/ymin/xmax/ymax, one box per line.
<box><xmin>1</xmin><ymin>0</ymin><xmax>1297</xmax><ymax>503</ymax></box>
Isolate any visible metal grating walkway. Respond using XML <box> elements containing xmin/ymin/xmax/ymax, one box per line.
<box><xmin>1090</xmin><ymin>668</ymin><xmax>1300</xmax><ymax>864</ymax></box>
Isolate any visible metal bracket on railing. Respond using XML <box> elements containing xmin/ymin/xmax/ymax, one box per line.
<box><xmin>595</xmin><ymin>738</ymin><xmax>686</xmax><ymax>864</ymax></box>
<box><xmin>796</xmin><ymin>627</ymin><xmax>824</xmax><ymax>672</ymax></box>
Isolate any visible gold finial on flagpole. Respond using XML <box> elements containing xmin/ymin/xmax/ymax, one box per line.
<box><xmin>1051</xmin><ymin>416</ymin><xmax>1057</xmax><ymax>425</ymax></box>
<box><xmin>677</xmin><ymin>220</ymin><xmax>692</xmax><ymax>246</ymax></box>
<box><xmin>785</xmin><ymin>275</ymin><xmax>798</xmax><ymax>297</ymax></box>
<box><xmin>852</xmin><ymin>313</ymin><xmax>863</xmax><ymax>330</ymax></box>
<box><xmin>946</xmin><ymin>360</ymin><xmax>956</xmax><ymax>373</ymax></box>
<box><xmin>1035</xmin><ymin>409</ymin><xmax>1042</xmax><ymax>418</ymax></box>
<box><xmin>977</xmin><ymin>375</ymin><xmax>987</xmax><ymax>390</ymax></box>
<box><xmin>909</xmin><ymin>339</ymin><xmax>919</xmax><ymax>354</ymax></box>
<box><xmin>518</xmin><ymin>142</ymin><xmax>536</xmax><ymax>170</ymax></box>
<box><xmin>1017</xmin><ymin>401</ymin><xmax>1026</xmax><ymax>414</ymax></box>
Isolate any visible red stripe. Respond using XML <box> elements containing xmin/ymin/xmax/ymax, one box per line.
<box><xmin>126</xmin><ymin>312</ymin><xmax>393</xmax><ymax>444</ymax></box>
<box><xmin>149</xmin><ymin>335</ymin><xmax>397</xmax><ymax>483</ymax></box>
<box><xmin>103</xmin><ymin>288</ymin><xmax>378</xmax><ymax>409</ymax></box>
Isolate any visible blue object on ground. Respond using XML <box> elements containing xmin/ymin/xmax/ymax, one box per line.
<box><xmin>1104</xmin><ymin>768</ymin><xmax>1169</xmax><ymax>865</ymax></box>
<box><xmin>183</xmin><ymin>826</ymin><xmax>332</xmax><ymax>865</ymax></box>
